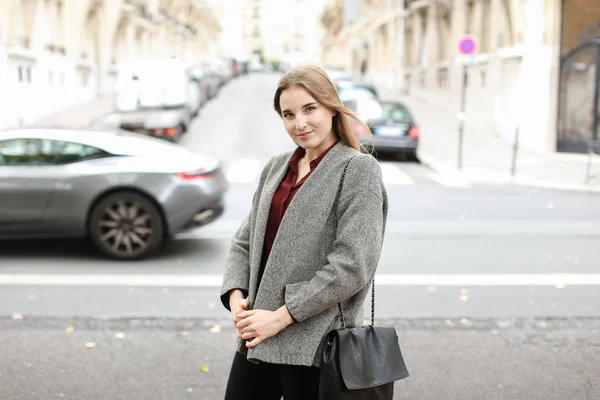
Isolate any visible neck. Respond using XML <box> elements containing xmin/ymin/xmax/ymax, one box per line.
<box><xmin>304</xmin><ymin>134</ymin><xmax>337</xmax><ymax>162</ymax></box>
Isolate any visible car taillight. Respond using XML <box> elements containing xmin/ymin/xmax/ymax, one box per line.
<box><xmin>163</xmin><ymin>127</ymin><xmax>180</xmax><ymax>136</ymax></box>
<box><xmin>353</xmin><ymin>121</ymin><xmax>370</xmax><ymax>137</ymax></box>
<box><xmin>408</xmin><ymin>126</ymin><xmax>420</xmax><ymax>139</ymax></box>
<box><xmin>176</xmin><ymin>168</ymin><xmax>216</xmax><ymax>180</ymax></box>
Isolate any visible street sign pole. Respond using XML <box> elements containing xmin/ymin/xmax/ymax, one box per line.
<box><xmin>458</xmin><ymin>64</ymin><xmax>467</xmax><ymax>171</ymax></box>
<box><xmin>457</xmin><ymin>35</ymin><xmax>477</xmax><ymax>171</ymax></box>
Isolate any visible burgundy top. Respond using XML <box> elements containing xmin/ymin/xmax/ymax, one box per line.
<box><xmin>259</xmin><ymin>141</ymin><xmax>339</xmax><ymax>284</ymax></box>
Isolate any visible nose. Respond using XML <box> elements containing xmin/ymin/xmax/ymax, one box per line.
<box><xmin>295</xmin><ymin>115</ymin><xmax>308</xmax><ymax>130</ymax></box>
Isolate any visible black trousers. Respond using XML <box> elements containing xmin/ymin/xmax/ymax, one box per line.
<box><xmin>224</xmin><ymin>351</ymin><xmax>320</xmax><ymax>400</ymax></box>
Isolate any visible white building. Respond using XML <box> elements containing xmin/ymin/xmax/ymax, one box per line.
<box><xmin>320</xmin><ymin>0</ymin><xmax>600</xmax><ymax>155</ymax></box>
<box><xmin>0</xmin><ymin>0</ymin><xmax>222</xmax><ymax>130</ymax></box>
<box><xmin>241</xmin><ymin>0</ymin><xmax>328</xmax><ymax>64</ymax></box>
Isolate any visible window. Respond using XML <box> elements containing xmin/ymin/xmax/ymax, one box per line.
<box><xmin>380</xmin><ymin>103</ymin><xmax>413</xmax><ymax>121</ymax></box>
<box><xmin>48</xmin><ymin>140</ymin><xmax>108</xmax><ymax>164</ymax></box>
<box><xmin>0</xmin><ymin>139</ymin><xmax>47</xmax><ymax>165</ymax></box>
<box><xmin>0</xmin><ymin>139</ymin><xmax>107</xmax><ymax>166</ymax></box>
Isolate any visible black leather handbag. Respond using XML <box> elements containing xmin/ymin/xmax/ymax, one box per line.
<box><xmin>318</xmin><ymin>158</ymin><xmax>409</xmax><ymax>400</ymax></box>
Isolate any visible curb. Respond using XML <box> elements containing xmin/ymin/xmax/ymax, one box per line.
<box><xmin>418</xmin><ymin>149</ymin><xmax>600</xmax><ymax>195</ymax></box>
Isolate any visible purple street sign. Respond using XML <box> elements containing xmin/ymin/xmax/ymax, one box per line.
<box><xmin>458</xmin><ymin>35</ymin><xmax>477</xmax><ymax>55</ymax></box>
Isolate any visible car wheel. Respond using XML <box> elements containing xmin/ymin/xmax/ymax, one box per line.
<box><xmin>89</xmin><ymin>191</ymin><xmax>164</xmax><ymax>260</ymax></box>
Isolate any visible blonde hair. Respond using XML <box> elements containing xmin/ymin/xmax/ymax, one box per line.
<box><xmin>273</xmin><ymin>65</ymin><xmax>371</xmax><ymax>152</ymax></box>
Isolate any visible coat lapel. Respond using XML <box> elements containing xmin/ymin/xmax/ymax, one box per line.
<box><xmin>248</xmin><ymin>153</ymin><xmax>292</xmax><ymax>292</ymax></box>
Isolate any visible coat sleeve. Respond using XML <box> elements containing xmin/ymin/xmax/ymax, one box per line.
<box><xmin>219</xmin><ymin>157</ymin><xmax>275</xmax><ymax>311</ymax></box>
<box><xmin>284</xmin><ymin>155</ymin><xmax>388</xmax><ymax>322</ymax></box>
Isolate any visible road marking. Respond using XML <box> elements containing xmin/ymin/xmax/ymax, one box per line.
<box><xmin>429</xmin><ymin>171</ymin><xmax>472</xmax><ymax>188</ymax></box>
<box><xmin>1</xmin><ymin>273</ymin><xmax>600</xmax><ymax>287</ymax></box>
<box><xmin>379</xmin><ymin>162</ymin><xmax>414</xmax><ymax>185</ymax></box>
<box><xmin>225</xmin><ymin>159</ymin><xmax>261</xmax><ymax>183</ymax></box>
<box><xmin>182</xmin><ymin>220</ymin><xmax>600</xmax><ymax>240</ymax></box>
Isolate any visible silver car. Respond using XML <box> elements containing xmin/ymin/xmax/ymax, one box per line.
<box><xmin>0</xmin><ymin>128</ymin><xmax>228</xmax><ymax>260</ymax></box>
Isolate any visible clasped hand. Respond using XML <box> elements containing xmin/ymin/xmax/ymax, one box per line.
<box><xmin>230</xmin><ymin>293</ymin><xmax>293</xmax><ymax>348</ymax></box>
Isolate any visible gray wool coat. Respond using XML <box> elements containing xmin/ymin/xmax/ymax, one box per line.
<box><xmin>220</xmin><ymin>142</ymin><xmax>388</xmax><ymax>367</ymax></box>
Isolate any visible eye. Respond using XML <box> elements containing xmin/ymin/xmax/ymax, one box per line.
<box><xmin>283</xmin><ymin>112</ymin><xmax>293</xmax><ymax>118</ymax></box>
<box><xmin>305</xmin><ymin>106</ymin><xmax>316</xmax><ymax>112</ymax></box>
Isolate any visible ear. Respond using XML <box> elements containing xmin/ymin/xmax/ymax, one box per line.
<box><xmin>331</xmin><ymin>109</ymin><xmax>337</xmax><ymax>117</ymax></box>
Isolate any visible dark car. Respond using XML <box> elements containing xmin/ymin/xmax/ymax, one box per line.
<box><xmin>344</xmin><ymin>98</ymin><xmax>419</xmax><ymax>160</ymax></box>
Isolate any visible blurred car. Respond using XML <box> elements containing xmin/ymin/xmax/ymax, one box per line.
<box><xmin>336</xmin><ymin>81</ymin><xmax>379</xmax><ymax>98</ymax></box>
<box><xmin>343</xmin><ymin>97</ymin><xmax>420</xmax><ymax>159</ymax></box>
<box><xmin>189</xmin><ymin>65</ymin><xmax>220</xmax><ymax>104</ymax></box>
<box><xmin>0</xmin><ymin>128</ymin><xmax>228</xmax><ymax>260</ymax></box>
<box><xmin>112</xmin><ymin>58</ymin><xmax>200</xmax><ymax>141</ymax></box>
<box><xmin>202</xmin><ymin>56</ymin><xmax>233</xmax><ymax>87</ymax></box>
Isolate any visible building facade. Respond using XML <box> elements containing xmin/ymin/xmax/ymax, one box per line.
<box><xmin>320</xmin><ymin>0</ymin><xmax>599</xmax><ymax>154</ymax></box>
<box><xmin>241</xmin><ymin>0</ymin><xmax>328</xmax><ymax>64</ymax></box>
<box><xmin>0</xmin><ymin>0</ymin><xmax>222</xmax><ymax>130</ymax></box>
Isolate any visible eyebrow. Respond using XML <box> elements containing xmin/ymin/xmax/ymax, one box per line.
<box><xmin>281</xmin><ymin>102</ymin><xmax>318</xmax><ymax>114</ymax></box>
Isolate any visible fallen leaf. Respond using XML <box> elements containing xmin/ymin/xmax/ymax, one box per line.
<box><xmin>181</xmin><ymin>330</ymin><xmax>189</xmax><ymax>336</ymax></box>
<box><xmin>201</xmin><ymin>364</ymin><xmax>209</xmax><ymax>373</ymax></box>
<box><xmin>188</xmin><ymin>299</ymin><xmax>197</xmax><ymax>305</ymax></box>
<box><xmin>426</xmin><ymin>286</ymin><xmax>437</xmax><ymax>292</ymax></box>
<box><xmin>555</xmin><ymin>284</ymin><xmax>566</xmax><ymax>289</ymax></box>
<box><xmin>460</xmin><ymin>318</ymin><xmax>472</xmax><ymax>326</ymax></box>
<box><xmin>460</xmin><ymin>295</ymin><xmax>469</xmax><ymax>302</ymax></box>
<box><xmin>115</xmin><ymin>332</ymin><xmax>125</xmax><ymax>339</ymax></box>
<box><xmin>546</xmin><ymin>202</ymin><xmax>555</xmax><ymax>209</ymax></box>
<box><xmin>85</xmin><ymin>342</ymin><xmax>96</xmax><ymax>349</ymax></box>
<box><xmin>445</xmin><ymin>319</ymin><xmax>455</xmax><ymax>327</ymax></box>
<box><xmin>11</xmin><ymin>313</ymin><xmax>23</xmax><ymax>320</ymax></box>
<box><xmin>162</xmin><ymin>288</ymin><xmax>170</xmax><ymax>294</ymax></box>
<box><xmin>209</xmin><ymin>324</ymin><xmax>221</xmax><ymax>333</ymax></box>
<box><xmin>65</xmin><ymin>326</ymin><xmax>74</xmax><ymax>334</ymax></box>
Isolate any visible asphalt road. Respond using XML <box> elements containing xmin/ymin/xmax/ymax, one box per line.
<box><xmin>1</xmin><ymin>73</ymin><xmax>600</xmax><ymax>399</ymax></box>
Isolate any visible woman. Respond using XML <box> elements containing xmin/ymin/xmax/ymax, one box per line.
<box><xmin>220</xmin><ymin>65</ymin><xmax>388</xmax><ymax>400</ymax></box>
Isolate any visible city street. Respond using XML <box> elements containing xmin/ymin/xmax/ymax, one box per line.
<box><xmin>2</xmin><ymin>74</ymin><xmax>600</xmax><ymax>399</ymax></box>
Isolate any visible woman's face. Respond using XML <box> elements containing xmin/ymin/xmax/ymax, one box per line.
<box><xmin>279</xmin><ymin>85</ymin><xmax>337</xmax><ymax>154</ymax></box>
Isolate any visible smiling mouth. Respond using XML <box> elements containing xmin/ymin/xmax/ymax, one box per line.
<box><xmin>297</xmin><ymin>131</ymin><xmax>313</xmax><ymax>137</ymax></box>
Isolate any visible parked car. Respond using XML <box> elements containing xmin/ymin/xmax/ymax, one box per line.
<box><xmin>344</xmin><ymin>97</ymin><xmax>420</xmax><ymax>159</ymax></box>
<box><xmin>189</xmin><ymin>65</ymin><xmax>220</xmax><ymax>104</ymax></box>
<box><xmin>0</xmin><ymin>128</ymin><xmax>228</xmax><ymax>260</ymax></box>
<box><xmin>337</xmin><ymin>82</ymin><xmax>379</xmax><ymax>99</ymax></box>
<box><xmin>112</xmin><ymin>58</ymin><xmax>200</xmax><ymax>141</ymax></box>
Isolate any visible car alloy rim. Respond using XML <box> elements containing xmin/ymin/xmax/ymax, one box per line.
<box><xmin>97</xmin><ymin>200</ymin><xmax>154</xmax><ymax>256</ymax></box>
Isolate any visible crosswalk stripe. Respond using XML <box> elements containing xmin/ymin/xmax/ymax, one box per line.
<box><xmin>223</xmin><ymin>158</ymin><xmax>473</xmax><ymax>188</ymax></box>
<box><xmin>225</xmin><ymin>159</ymin><xmax>261</xmax><ymax>183</ymax></box>
<box><xmin>428</xmin><ymin>172</ymin><xmax>472</xmax><ymax>188</ymax></box>
<box><xmin>379</xmin><ymin>162</ymin><xmax>414</xmax><ymax>185</ymax></box>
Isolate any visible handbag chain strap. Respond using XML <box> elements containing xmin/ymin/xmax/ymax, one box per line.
<box><xmin>335</xmin><ymin>157</ymin><xmax>375</xmax><ymax>330</ymax></box>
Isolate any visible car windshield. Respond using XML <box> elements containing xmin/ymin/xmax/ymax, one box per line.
<box><xmin>380</xmin><ymin>103</ymin><xmax>413</xmax><ymax>121</ymax></box>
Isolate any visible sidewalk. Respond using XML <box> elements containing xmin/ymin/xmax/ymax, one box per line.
<box><xmin>375</xmin><ymin>85</ymin><xmax>600</xmax><ymax>194</ymax></box>
<box><xmin>30</xmin><ymin>95</ymin><xmax>113</xmax><ymax>129</ymax></box>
